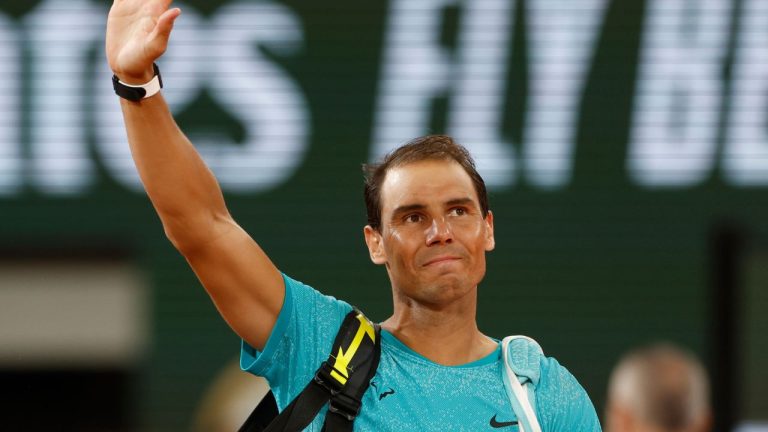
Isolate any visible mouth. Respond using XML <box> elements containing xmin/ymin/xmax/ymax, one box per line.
<box><xmin>422</xmin><ymin>256</ymin><xmax>461</xmax><ymax>267</ymax></box>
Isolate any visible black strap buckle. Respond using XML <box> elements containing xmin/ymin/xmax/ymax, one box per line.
<box><xmin>315</xmin><ymin>361</ymin><xmax>362</xmax><ymax>421</ymax></box>
<box><xmin>313</xmin><ymin>361</ymin><xmax>345</xmax><ymax>395</ymax></box>
<box><xmin>328</xmin><ymin>392</ymin><xmax>362</xmax><ymax>421</ymax></box>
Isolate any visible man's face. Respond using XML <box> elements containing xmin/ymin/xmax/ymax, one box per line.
<box><xmin>364</xmin><ymin>159</ymin><xmax>495</xmax><ymax>306</ymax></box>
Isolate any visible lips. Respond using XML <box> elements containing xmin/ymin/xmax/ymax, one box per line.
<box><xmin>422</xmin><ymin>255</ymin><xmax>461</xmax><ymax>266</ymax></box>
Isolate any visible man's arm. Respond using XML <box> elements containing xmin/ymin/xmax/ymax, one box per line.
<box><xmin>106</xmin><ymin>0</ymin><xmax>283</xmax><ymax>349</ymax></box>
<box><xmin>538</xmin><ymin>358</ymin><xmax>602</xmax><ymax>431</ymax></box>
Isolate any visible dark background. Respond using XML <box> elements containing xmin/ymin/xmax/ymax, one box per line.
<box><xmin>0</xmin><ymin>0</ymin><xmax>766</xmax><ymax>430</ymax></box>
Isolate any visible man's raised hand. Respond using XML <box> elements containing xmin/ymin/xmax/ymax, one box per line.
<box><xmin>106</xmin><ymin>0</ymin><xmax>181</xmax><ymax>84</ymax></box>
<box><xmin>106</xmin><ymin>0</ymin><xmax>284</xmax><ymax>352</ymax></box>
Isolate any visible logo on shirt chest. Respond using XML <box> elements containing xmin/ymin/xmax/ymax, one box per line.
<box><xmin>489</xmin><ymin>414</ymin><xmax>518</xmax><ymax>429</ymax></box>
<box><xmin>370</xmin><ymin>380</ymin><xmax>396</xmax><ymax>401</ymax></box>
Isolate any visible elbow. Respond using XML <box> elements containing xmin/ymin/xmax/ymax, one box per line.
<box><xmin>161</xmin><ymin>211</ymin><xmax>235</xmax><ymax>255</ymax></box>
<box><xmin>163</xmin><ymin>223</ymin><xmax>187</xmax><ymax>252</ymax></box>
<box><xmin>162</xmin><ymin>218</ymin><xmax>197</xmax><ymax>254</ymax></box>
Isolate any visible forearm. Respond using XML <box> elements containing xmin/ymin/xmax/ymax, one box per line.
<box><xmin>107</xmin><ymin>2</ymin><xmax>284</xmax><ymax>348</ymax></box>
<box><xmin>121</xmin><ymin>93</ymin><xmax>230</xmax><ymax>249</ymax></box>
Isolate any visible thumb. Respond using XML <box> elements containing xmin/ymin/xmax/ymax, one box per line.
<box><xmin>146</xmin><ymin>7</ymin><xmax>181</xmax><ymax>59</ymax></box>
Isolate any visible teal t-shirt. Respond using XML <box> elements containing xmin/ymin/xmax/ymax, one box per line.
<box><xmin>241</xmin><ymin>274</ymin><xmax>601</xmax><ymax>431</ymax></box>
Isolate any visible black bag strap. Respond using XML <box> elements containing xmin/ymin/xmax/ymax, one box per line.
<box><xmin>240</xmin><ymin>391</ymin><xmax>279</xmax><ymax>431</ymax></box>
<box><xmin>239</xmin><ymin>309</ymin><xmax>381</xmax><ymax>432</ymax></box>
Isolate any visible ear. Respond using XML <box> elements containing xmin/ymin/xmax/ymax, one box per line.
<box><xmin>484</xmin><ymin>211</ymin><xmax>495</xmax><ymax>251</ymax></box>
<box><xmin>364</xmin><ymin>225</ymin><xmax>387</xmax><ymax>265</ymax></box>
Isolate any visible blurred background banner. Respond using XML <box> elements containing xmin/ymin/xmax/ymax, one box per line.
<box><xmin>0</xmin><ymin>0</ymin><xmax>766</xmax><ymax>430</ymax></box>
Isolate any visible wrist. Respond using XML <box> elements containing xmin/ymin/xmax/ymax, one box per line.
<box><xmin>112</xmin><ymin>63</ymin><xmax>163</xmax><ymax>101</ymax></box>
<box><xmin>113</xmin><ymin>66</ymin><xmax>155</xmax><ymax>85</ymax></box>
<box><xmin>112</xmin><ymin>63</ymin><xmax>155</xmax><ymax>85</ymax></box>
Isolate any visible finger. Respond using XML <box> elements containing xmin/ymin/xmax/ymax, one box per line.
<box><xmin>146</xmin><ymin>7</ymin><xmax>181</xmax><ymax>57</ymax></box>
<box><xmin>157</xmin><ymin>6</ymin><xmax>181</xmax><ymax>30</ymax></box>
<box><xmin>145</xmin><ymin>0</ymin><xmax>175</xmax><ymax>21</ymax></box>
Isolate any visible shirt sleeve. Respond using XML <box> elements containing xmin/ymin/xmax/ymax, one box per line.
<box><xmin>536</xmin><ymin>357</ymin><xmax>602</xmax><ymax>432</ymax></box>
<box><xmin>239</xmin><ymin>273</ymin><xmax>353</xmax><ymax>409</ymax></box>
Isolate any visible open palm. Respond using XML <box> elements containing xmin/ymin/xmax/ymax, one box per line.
<box><xmin>106</xmin><ymin>0</ymin><xmax>180</xmax><ymax>83</ymax></box>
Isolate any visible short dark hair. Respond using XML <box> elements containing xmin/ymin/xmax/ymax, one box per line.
<box><xmin>363</xmin><ymin>135</ymin><xmax>489</xmax><ymax>231</ymax></box>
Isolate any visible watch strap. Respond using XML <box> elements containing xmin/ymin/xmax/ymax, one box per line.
<box><xmin>112</xmin><ymin>63</ymin><xmax>163</xmax><ymax>101</ymax></box>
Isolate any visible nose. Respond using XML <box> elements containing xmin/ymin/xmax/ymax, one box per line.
<box><xmin>426</xmin><ymin>217</ymin><xmax>453</xmax><ymax>246</ymax></box>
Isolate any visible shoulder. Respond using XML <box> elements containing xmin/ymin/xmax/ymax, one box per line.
<box><xmin>501</xmin><ymin>336</ymin><xmax>601</xmax><ymax>430</ymax></box>
<box><xmin>241</xmin><ymin>273</ymin><xmax>353</xmax><ymax>379</ymax></box>
<box><xmin>283</xmin><ymin>273</ymin><xmax>353</xmax><ymax>313</ymax></box>
<box><xmin>535</xmin><ymin>355</ymin><xmax>602</xmax><ymax>431</ymax></box>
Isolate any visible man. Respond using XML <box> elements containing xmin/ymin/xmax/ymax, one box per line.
<box><xmin>605</xmin><ymin>343</ymin><xmax>712</xmax><ymax>432</ymax></box>
<box><xmin>106</xmin><ymin>0</ymin><xmax>601</xmax><ymax>430</ymax></box>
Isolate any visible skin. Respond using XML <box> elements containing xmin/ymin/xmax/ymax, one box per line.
<box><xmin>107</xmin><ymin>0</ymin><xmax>497</xmax><ymax>365</ymax></box>
<box><xmin>107</xmin><ymin>0</ymin><xmax>283</xmax><ymax>351</ymax></box>
<box><xmin>605</xmin><ymin>347</ymin><xmax>713</xmax><ymax>432</ymax></box>
<box><xmin>364</xmin><ymin>160</ymin><xmax>498</xmax><ymax>365</ymax></box>
<box><xmin>605</xmin><ymin>403</ymin><xmax>712</xmax><ymax>432</ymax></box>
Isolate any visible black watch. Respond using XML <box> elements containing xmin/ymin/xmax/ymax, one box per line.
<box><xmin>112</xmin><ymin>63</ymin><xmax>163</xmax><ymax>101</ymax></box>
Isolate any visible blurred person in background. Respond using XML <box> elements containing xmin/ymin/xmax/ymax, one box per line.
<box><xmin>605</xmin><ymin>343</ymin><xmax>712</xmax><ymax>432</ymax></box>
<box><xmin>191</xmin><ymin>359</ymin><xmax>270</xmax><ymax>432</ymax></box>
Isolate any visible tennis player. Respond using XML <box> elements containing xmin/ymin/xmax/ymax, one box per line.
<box><xmin>106</xmin><ymin>1</ymin><xmax>602</xmax><ymax>430</ymax></box>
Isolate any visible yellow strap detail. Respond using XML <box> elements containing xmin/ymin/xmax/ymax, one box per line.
<box><xmin>330</xmin><ymin>314</ymin><xmax>376</xmax><ymax>385</ymax></box>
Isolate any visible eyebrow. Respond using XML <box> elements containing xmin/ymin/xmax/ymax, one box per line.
<box><xmin>391</xmin><ymin>203</ymin><xmax>427</xmax><ymax>219</ymax></box>
<box><xmin>445</xmin><ymin>197</ymin><xmax>475</xmax><ymax>208</ymax></box>
<box><xmin>391</xmin><ymin>197</ymin><xmax>476</xmax><ymax>218</ymax></box>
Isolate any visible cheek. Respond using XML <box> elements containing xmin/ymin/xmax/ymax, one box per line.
<box><xmin>384</xmin><ymin>230</ymin><xmax>415</xmax><ymax>266</ymax></box>
<box><xmin>475</xmin><ymin>254</ymin><xmax>487</xmax><ymax>272</ymax></box>
<box><xmin>455</xmin><ymin>220</ymin><xmax>486</xmax><ymax>248</ymax></box>
<box><xmin>388</xmin><ymin>229</ymin><xmax>405</xmax><ymax>243</ymax></box>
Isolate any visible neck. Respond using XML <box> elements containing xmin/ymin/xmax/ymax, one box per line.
<box><xmin>381</xmin><ymin>289</ymin><xmax>497</xmax><ymax>366</ymax></box>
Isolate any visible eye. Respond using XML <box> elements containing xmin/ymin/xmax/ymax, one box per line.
<box><xmin>449</xmin><ymin>207</ymin><xmax>468</xmax><ymax>216</ymax></box>
<box><xmin>404</xmin><ymin>213</ymin><xmax>424</xmax><ymax>224</ymax></box>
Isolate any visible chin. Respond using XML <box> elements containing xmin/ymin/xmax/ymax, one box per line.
<box><xmin>418</xmin><ymin>277</ymin><xmax>476</xmax><ymax>304</ymax></box>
